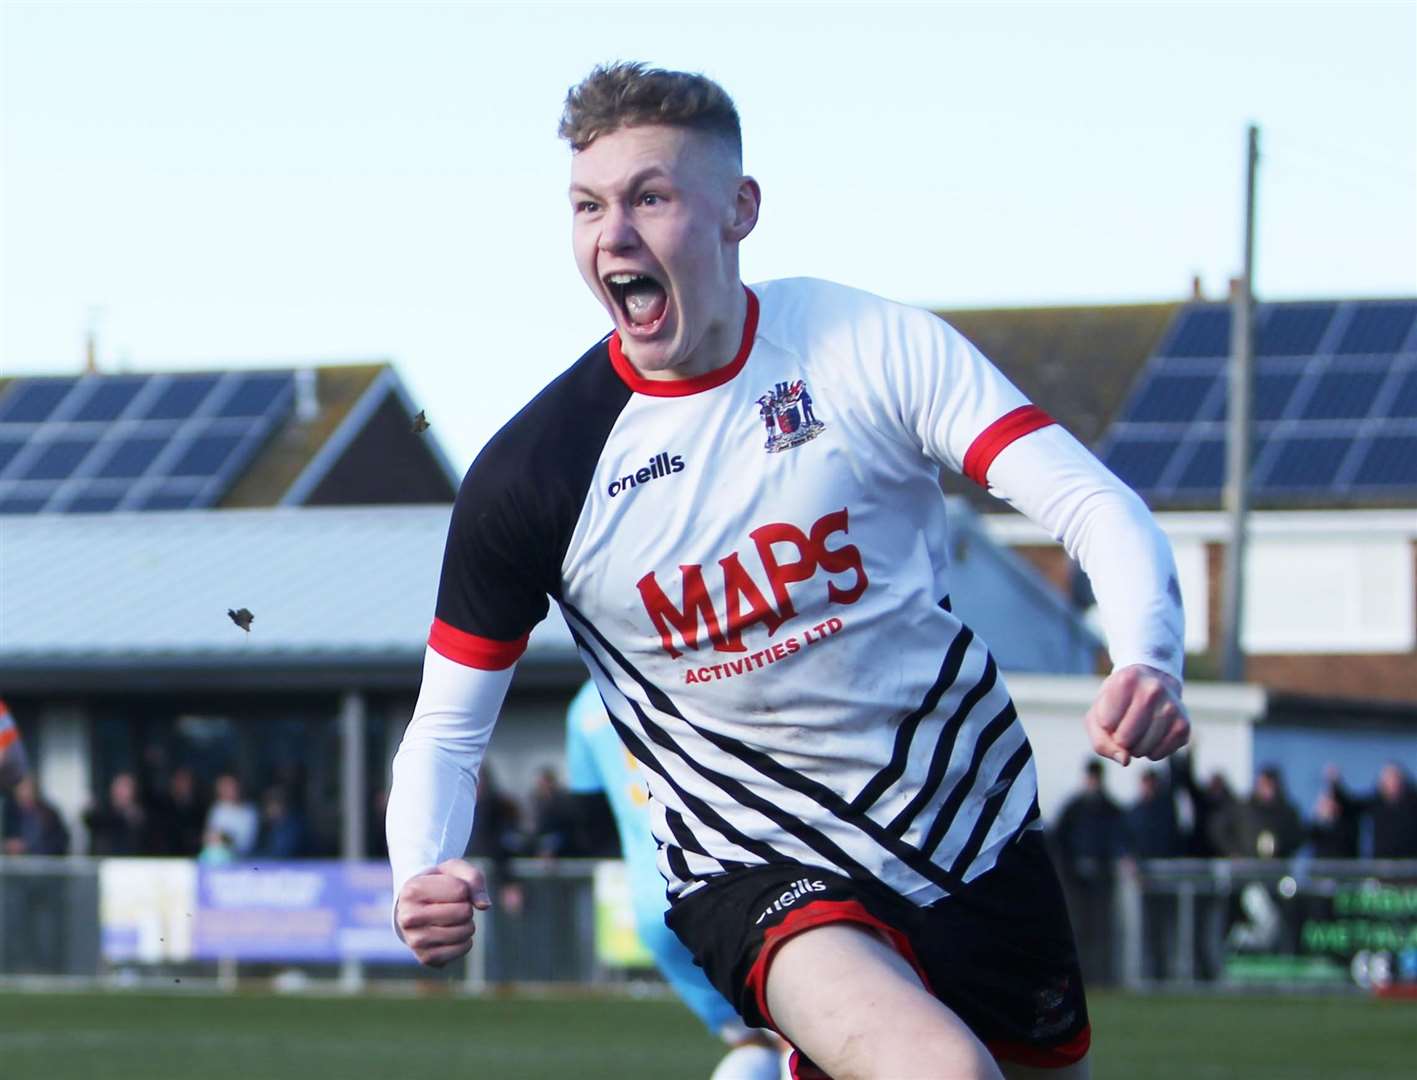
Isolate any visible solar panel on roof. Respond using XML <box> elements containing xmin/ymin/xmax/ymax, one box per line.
<box><xmin>170</xmin><ymin>432</ymin><xmax>244</xmax><ymax>477</ymax></box>
<box><xmin>1299</xmin><ymin>369</ymin><xmax>1387</xmax><ymax>421</ymax></box>
<box><xmin>1102</xmin><ymin>437</ymin><xmax>1177</xmax><ymax>491</ymax></box>
<box><xmin>1160</xmin><ymin>307</ymin><xmax>1230</xmax><ymax>358</ymax></box>
<box><xmin>1128</xmin><ymin>372</ymin><xmax>1221</xmax><ymax>423</ymax></box>
<box><xmin>1388</xmin><ymin>369</ymin><xmax>1417</xmax><ymax>418</ymax></box>
<box><xmin>216</xmin><ymin>374</ymin><xmax>292</xmax><ymax>418</ymax></box>
<box><xmin>1259</xmin><ymin>436</ymin><xmax>1352</xmax><ymax>489</ymax></box>
<box><xmin>1351</xmin><ymin>434</ymin><xmax>1417</xmax><ymax>487</ymax></box>
<box><xmin>0</xmin><ymin>379</ymin><xmax>77</xmax><ymax>423</ymax></box>
<box><xmin>0</xmin><ymin>436</ymin><xmax>25</xmax><ymax>475</ymax></box>
<box><xmin>67</xmin><ymin>490</ymin><xmax>126</xmax><ymax>513</ymax></box>
<box><xmin>1334</xmin><ymin>303</ymin><xmax>1417</xmax><ymax>355</ymax></box>
<box><xmin>0</xmin><ymin>369</ymin><xmax>296</xmax><ymax>514</ymax></box>
<box><xmin>141</xmin><ymin>375</ymin><xmax>220</xmax><ymax>420</ymax></box>
<box><xmin>1105</xmin><ymin>298</ymin><xmax>1416</xmax><ymax>507</ymax></box>
<box><xmin>1252</xmin><ymin>368</ymin><xmax>1304</xmax><ymax>421</ymax></box>
<box><xmin>71</xmin><ymin>377</ymin><xmax>145</xmax><ymax>422</ymax></box>
<box><xmin>1257</xmin><ymin>304</ymin><xmax>1335</xmax><ymax>357</ymax></box>
<box><xmin>98</xmin><ymin>435</ymin><xmax>167</xmax><ymax>479</ymax></box>
<box><xmin>22</xmin><ymin>437</ymin><xmax>97</xmax><ymax>481</ymax></box>
<box><xmin>1174</xmin><ymin>439</ymin><xmax>1224</xmax><ymax>490</ymax></box>
<box><xmin>138</xmin><ymin>488</ymin><xmax>202</xmax><ymax>511</ymax></box>
<box><xmin>0</xmin><ymin>493</ymin><xmax>50</xmax><ymax>513</ymax></box>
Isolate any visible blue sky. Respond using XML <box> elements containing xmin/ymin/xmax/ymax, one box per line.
<box><xmin>3</xmin><ymin>1</ymin><xmax>1414</xmax><ymax>468</ymax></box>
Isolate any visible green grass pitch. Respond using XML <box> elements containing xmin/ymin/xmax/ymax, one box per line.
<box><xmin>0</xmin><ymin>989</ymin><xmax>1410</xmax><ymax>1079</ymax></box>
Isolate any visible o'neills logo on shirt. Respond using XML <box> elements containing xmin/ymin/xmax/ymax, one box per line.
<box><xmin>608</xmin><ymin>452</ymin><xmax>685</xmax><ymax>498</ymax></box>
<box><xmin>637</xmin><ymin>506</ymin><xmax>868</xmax><ymax>660</ymax></box>
<box><xmin>756</xmin><ymin>878</ymin><xmax>828</xmax><ymax>924</ymax></box>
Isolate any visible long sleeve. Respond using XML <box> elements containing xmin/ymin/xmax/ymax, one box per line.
<box><xmin>385</xmin><ymin>646</ymin><xmax>515</xmax><ymax>909</ymax></box>
<box><xmin>984</xmin><ymin>424</ymin><xmax>1185</xmax><ymax>681</ymax></box>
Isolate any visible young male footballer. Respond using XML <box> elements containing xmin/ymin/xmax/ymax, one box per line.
<box><xmin>387</xmin><ymin>62</ymin><xmax>1189</xmax><ymax>1079</ymax></box>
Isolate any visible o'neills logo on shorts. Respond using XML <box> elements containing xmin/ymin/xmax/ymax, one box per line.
<box><xmin>755</xmin><ymin>878</ymin><xmax>828</xmax><ymax>924</ymax></box>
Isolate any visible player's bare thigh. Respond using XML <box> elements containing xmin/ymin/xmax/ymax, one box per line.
<box><xmin>763</xmin><ymin>921</ymin><xmax>1003</xmax><ymax>1080</ymax></box>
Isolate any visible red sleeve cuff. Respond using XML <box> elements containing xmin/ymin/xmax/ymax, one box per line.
<box><xmin>962</xmin><ymin>404</ymin><xmax>1056</xmax><ymax>487</ymax></box>
<box><xmin>428</xmin><ymin>617</ymin><xmax>529</xmax><ymax>670</ymax></box>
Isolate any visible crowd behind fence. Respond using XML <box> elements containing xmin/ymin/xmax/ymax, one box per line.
<box><xmin>2</xmin><ymin>854</ymin><xmax>1414</xmax><ymax>994</ymax></box>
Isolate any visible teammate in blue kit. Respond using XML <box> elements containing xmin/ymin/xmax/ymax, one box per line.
<box><xmin>388</xmin><ymin>62</ymin><xmax>1189</xmax><ymax>1079</ymax></box>
<box><xmin>567</xmin><ymin>681</ymin><xmax>783</xmax><ymax>1080</ymax></box>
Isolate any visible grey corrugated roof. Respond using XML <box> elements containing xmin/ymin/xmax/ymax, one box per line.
<box><xmin>0</xmin><ymin>500</ymin><xmax>1099</xmax><ymax>692</ymax></box>
<box><xmin>0</xmin><ymin>505</ymin><xmax>576</xmax><ymax>690</ymax></box>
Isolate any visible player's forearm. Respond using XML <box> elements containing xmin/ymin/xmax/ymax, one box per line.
<box><xmin>988</xmin><ymin>425</ymin><xmax>1185</xmax><ymax>681</ymax></box>
<box><xmin>385</xmin><ymin>648</ymin><xmax>513</xmax><ymax>900</ymax></box>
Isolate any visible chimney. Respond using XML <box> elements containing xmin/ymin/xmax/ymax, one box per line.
<box><xmin>84</xmin><ymin>327</ymin><xmax>98</xmax><ymax>374</ymax></box>
<box><xmin>295</xmin><ymin>368</ymin><xmax>319</xmax><ymax>421</ymax></box>
<box><xmin>1190</xmin><ymin>274</ymin><xmax>1204</xmax><ymax>301</ymax></box>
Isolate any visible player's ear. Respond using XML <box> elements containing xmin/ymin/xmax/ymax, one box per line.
<box><xmin>727</xmin><ymin>175</ymin><xmax>761</xmax><ymax>243</ymax></box>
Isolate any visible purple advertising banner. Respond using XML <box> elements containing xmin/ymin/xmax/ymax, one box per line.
<box><xmin>193</xmin><ymin>861</ymin><xmax>414</xmax><ymax>963</ymax></box>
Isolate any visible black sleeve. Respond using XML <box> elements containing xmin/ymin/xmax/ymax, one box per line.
<box><xmin>435</xmin><ymin>458</ymin><xmax>554</xmax><ymax>642</ymax></box>
<box><xmin>432</xmin><ymin>339</ymin><xmax>632</xmax><ymax>645</ymax></box>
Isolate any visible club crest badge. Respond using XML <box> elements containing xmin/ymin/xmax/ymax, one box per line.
<box><xmin>755</xmin><ymin>379</ymin><xmax>825</xmax><ymax>453</ymax></box>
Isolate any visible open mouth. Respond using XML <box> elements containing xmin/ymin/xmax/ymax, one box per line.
<box><xmin>605</xmin><ymin>272</ymin><xmax>668</xmax><ymax>335</ymax></box>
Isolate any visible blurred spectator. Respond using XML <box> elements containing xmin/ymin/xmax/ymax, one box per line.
<box><xmin>1211</xmin><ymin>765</ymin><xmax>1302</xmax><ymax>859</ymax></box>
<box><xmin>2</xmin><ymin>776</ymin><xmax>70</xmax><ymax>855</ymax></box>
<box><xmin>1171</xmin><ymin>751</ymin><xmax>1234</xmax><ymax>858</ymax></box>
<box><xmin>1332</xmin><ymin>762</ymin><xmax>1417</xmax><ymax>858</ymax></box>
<box><xmin>530</xmin><ymin>766</ymin><xmax>581</xmax><ymax>857</ymax></box>
<box><xmin>0</xmin><ymin>698</ymin><xmax>30</xmax><ymax>795</ymax></box>
<box><xmin>1169</xmin><ymin>753</ymin><xmax>1234</xmax><ymax>979</ymax></box>
<box><xmin>466</xmin><ymin>762</ymin><xmax>526</xmax><ymax>865</ymax></box>
<box><xmin>253</xmin><ymin>786</ymin><xmax>307</xmax><ymax>859</ymax></box>
<box><xmin>205</xmin><ymin>773</ymin><xmax>259</xmax><ymax>856</ymax></box>
<box><xmin>465</xmin><ymin>762</ymin><xmax>527</xmax><ymax>915</ymax></box>
<box><xmin>1213</xmin><ymin>766</ymin><xmax>1304</xmax><ymax>956</ymax></box>
<box><xmin>198</xmin><ymin>829</ymin><xmax>236</xmax><ymax>865</ymax></box>
<box><xmin>1307</xmin><ymin>770</ymin><xmax>1359</xmax><ymax>859</ymax></box>
<box><xmin>83</xmin><ymin>772</ymin><xmax>152</xmax><ymax>856</ymax></box>
<box><xmin>147</xmin><ymin>765</ymin><xmax>209</xmax><ymax>856</ymax></box>
<box><xmin>1124</xmin><ymin>768</ymin><xmax>1184</xmax><ymax>981</ymax></box>
<box><xmin>1125</xmin><ymin>768</ymin><xmax>1183</xmax><ymax>859</ymax></box>
<box><xmin>1053</xmin><ymin>759</ymin><xmax>1126</xmax><ymax>984</ymax></box>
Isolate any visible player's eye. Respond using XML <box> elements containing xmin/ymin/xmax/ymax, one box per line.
<box><xmin>638</xmin><ymin>192</ymin><xmax>663</xmax><ymax>207</ymax></box>
<box><xmin>575</xmin><ymin>200</ymin><xmax>599</xmax><ymax>214</ymax></box>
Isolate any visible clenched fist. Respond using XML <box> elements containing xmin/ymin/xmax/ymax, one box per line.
<box><xmin>396</xmin><ymin>858</ymin><xmax>492</xmax><ymax>968</ymax></box>
<box><xmin>1084</xmin><ymin>663</ymin><xmax>1190</xmax><ymax>767</ymax></box>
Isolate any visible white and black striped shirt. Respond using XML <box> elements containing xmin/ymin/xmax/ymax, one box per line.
<box><xmin>387</xmin><ymin>278</ymin><xmax>1183</xmax><ymax>907</ymax></box>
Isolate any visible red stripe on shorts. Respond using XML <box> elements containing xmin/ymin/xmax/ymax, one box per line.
<box><xmin>743</xmin><ymin>898</ymin><xmax>933</xmax><ymax>1053</ymax></box>
<box><xmin>987</xmin><ymin>1022</ymin><xmax>1092</xmax><ymax>1068</ymax></box>
<box><xmin>961</xmin><ymin>404</ymin><xmax>1055</xmax><ymax>487</ymax></box>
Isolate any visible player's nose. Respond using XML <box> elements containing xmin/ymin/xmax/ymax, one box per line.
<box><xmin>597</xmin><ymin>204</ymin><xmax>640</xmax><ymax>253</ymax></box>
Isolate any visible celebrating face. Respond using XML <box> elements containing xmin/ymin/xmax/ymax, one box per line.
<box><xmin>570</xmin><ymin>124</ymin><xmax>759</xmax><ymax>380</ymax></box>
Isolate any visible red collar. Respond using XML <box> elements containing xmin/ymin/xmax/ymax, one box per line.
<box><xmin>608</xmin><ymin>286</ymin><xmax>759</xmax><ymax>397</ymax></box>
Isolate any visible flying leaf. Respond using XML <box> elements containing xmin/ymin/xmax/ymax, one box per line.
<box><xmin>411</xmin><ymin>409</ymin><xmax>430</xmax><ymax>434</ymax></box>
<box><xmin>227</xmin><ymin>607</ymin><xmax>254</xmax><ymax>632</ymax></box>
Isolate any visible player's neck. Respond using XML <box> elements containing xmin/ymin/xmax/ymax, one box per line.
<box><xmin>629</xmin><ymin>282</ymin><xmax>749</xmax><ymax>382</ymax></box>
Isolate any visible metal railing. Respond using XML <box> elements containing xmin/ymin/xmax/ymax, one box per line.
<box><xmin>3</xmin><ymin>855</ymin><xmax>1413</xmax><ymax>993</ymax></box>
<box><xmin>1108</xmin><ymin>858</ymin><xmax>1417</xmax><ymax>991</ymax></box>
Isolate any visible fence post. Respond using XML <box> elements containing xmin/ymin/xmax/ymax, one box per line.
<box><xmin>1117</xmin><ymin>863</ymin><xmax>1143</xmax><ymax>988</ymax></box>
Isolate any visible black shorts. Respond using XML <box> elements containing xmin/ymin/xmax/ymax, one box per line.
<box><xmin>665</xmin><ymin>830</ymin><xmax>1090</xmax><ymax>1076</ymax></box>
